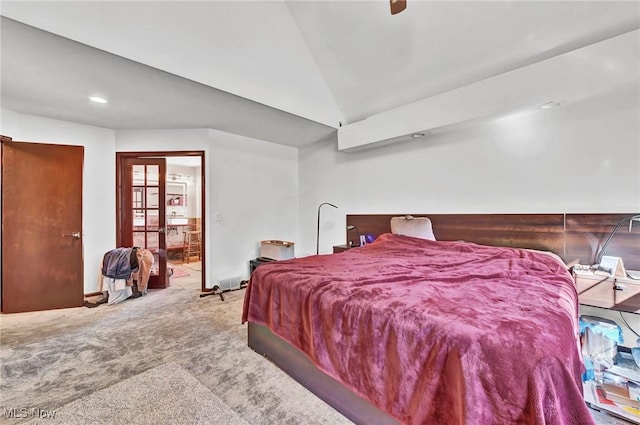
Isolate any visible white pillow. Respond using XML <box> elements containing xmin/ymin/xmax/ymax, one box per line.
<box><xmin>390</xmin><ymin>216</ymin><xmax>436</xmax><ymax>241</ymax></box>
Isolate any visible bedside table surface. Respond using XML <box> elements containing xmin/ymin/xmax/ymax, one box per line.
<box><xmin>333</xmin><ymin>244</ymin><xmax>350</xmax><ymax>254</ymax></box>
<box><xmin>574</xmin><ymin>270</ymin><xmax>640</xmax><ymax>313</ymax></box>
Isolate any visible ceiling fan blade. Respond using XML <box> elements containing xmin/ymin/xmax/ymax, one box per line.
<box><xmin>390</xmin><ymin>0</ymin><xmax>407</xmax><ymax>15</ymax></box>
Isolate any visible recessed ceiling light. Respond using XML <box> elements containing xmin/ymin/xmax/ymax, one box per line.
<box><xmin>539</xmin><ymin>101</ymin><xmax>563</xmax><ymax>110</ymax></box>
<box><xmin>89</xmin><ymin>96</ymin><xmax>107</xmax><ymax>104</ymax></box>
<box><xmin>411</xmin><ymin>133</ymin><xmax>426</xmax><ymax>138</ymax></box>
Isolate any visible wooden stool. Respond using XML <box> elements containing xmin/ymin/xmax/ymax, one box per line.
<box><xmin>182</xmin><ymin>230</ymin><xmax>201</xmax><ymax>263</ymax></box>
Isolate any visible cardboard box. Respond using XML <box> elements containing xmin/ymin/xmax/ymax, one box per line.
<box><xmin>260</xmin><ymin>240</ymin><xmax>294</xmax><ymax>260</ymax></box>
<box><xmin>602</xmin><ymin>391</ymin><xmax>640</xmax><ymax>410</ymax></box>
<box><xmin>603</xmin><ymin>371</ymin><xmax>640</xmax><ymax>408</ymax></box>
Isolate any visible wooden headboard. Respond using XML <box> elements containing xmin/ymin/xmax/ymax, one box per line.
<box><xmin>345</xmin><ymin>213</ymin><xmax>640</xmax><ymax>270</ymax></box>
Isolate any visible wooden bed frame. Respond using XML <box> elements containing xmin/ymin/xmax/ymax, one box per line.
<box><xmin>346</xmin><ymin>213</ymin><xmax>640</xmax><ymax>270</ymax></box>
<box><xmin>248</xmin><ymin>322</ymin><xmax>399</xmax><ymax>425</ymax></box>
<box><xmin>247</xmin><ymin>212</ymin><xmax>639</xmax><ymax>424</ymax></box>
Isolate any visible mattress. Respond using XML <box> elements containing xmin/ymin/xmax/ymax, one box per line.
<box><xmin>242</xmin><ymin>233</ymin><xmax>593</xmax><ymax>425</ymax></box>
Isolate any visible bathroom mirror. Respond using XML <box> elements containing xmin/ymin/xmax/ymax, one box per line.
<box><xmin>167</xmin><ymin>182</ymin><xmax>187</xmax><ymax>207</ymax></box>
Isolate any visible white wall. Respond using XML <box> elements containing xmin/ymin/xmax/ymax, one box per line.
<box><xmin>116</xmin><ymin>128</ymin><xmax>299</xmax><ymax>287</ymax></box>
<box><xmin>0</xmin><ymin>115</ymin><xmax>299</xmax><ymax>294</ymax></box>
<box><xmin>0</xmin><ymin>109</ymin><xmax>116</xmax><ymax>294</ymax></box>
<box><xmin>298</xmin><ymin>90</ymin><xmax>640</xmax><ymax>346</ymax></box>
<box><xmin>2</xmin><ymin>97</ymin><xmax>637</xmax><ymax>342</ymax></box>
<box><xmin>299</xmin><ymin>89</ymin><xmax>640</xmax><ymax>257</ymax></box>
<box><xmin>207</xmin><ymin>129</ymin><xmax>299</xmax><ymax>282</ymax></box>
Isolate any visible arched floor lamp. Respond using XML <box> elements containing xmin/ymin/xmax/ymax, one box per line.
<box><xmin>317</xmin><ymin>202</ymin><xmax>338</xmax><ymax>255</ymax></box>
<box><xmin>596</xmin><ymin>215</ymin><xmax>640</xmax><ymax>264</ymax></box>
<box><xmin>595</xmin><ymin>214</ymin><xmax>640</xmax><ymax>279</ymax></box>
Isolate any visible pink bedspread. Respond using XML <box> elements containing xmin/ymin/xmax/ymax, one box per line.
<box><xmin>242</xmin><ymin>233</ymin><xmax>593</xmax><ymax>425</ymax></box>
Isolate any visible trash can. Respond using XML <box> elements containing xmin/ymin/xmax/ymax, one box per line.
<box><xmin>580</xmin><ymin>315</ymin><xmax>624</xmax><ymax>371</ymax></box>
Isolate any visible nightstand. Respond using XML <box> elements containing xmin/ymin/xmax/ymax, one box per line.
<box><xmin>574</xmin><ymin>270</ymin><xmax>640</xmax><ymax>313</ymax></box>
<box><xmin>333</xmin><ymin>244</ymin><xmax>364</xmax><ymax>253</ymax></box>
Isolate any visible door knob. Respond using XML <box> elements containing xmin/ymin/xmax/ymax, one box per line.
<box><xmin>158</xmin><ymin>227</ymin><xmax>165</xmax><ymax>234</ymax></box>
<box><xmin>62</xmin><ymin>231</ymin><xmax>81</xmax><ymax>239</ymax></box>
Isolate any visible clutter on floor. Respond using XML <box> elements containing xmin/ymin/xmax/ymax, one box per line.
<box><xmin>84</xmin><ymin>247</ymin><xmax>154</xmax><ymax>308</ymax></box>
<box><xmin>581</xmin><ymin>315</ymin><xmax>640</xmax><ymax>422</ymax></box>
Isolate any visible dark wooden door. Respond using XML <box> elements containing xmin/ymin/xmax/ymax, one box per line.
<box><xmin>120</xmin><ymin>158</ymin><xmax>167</xmax><ymax>288</ymax></box>
<box><xmin>1</xmin><ymin>140</ymin><xmax>84</xmax><ymax>313</ymax></box>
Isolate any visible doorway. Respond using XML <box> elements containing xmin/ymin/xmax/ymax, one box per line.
<box><xmin>1</xmin><ymin>138</ymin><xmax>84</xmax><ymax>313</ymax></box>
<box><xmin>116</xmin><ymin>151</ymin><xmax>205</xmax><ymax>292</ymax></box>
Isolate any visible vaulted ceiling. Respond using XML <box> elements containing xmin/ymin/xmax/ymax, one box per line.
<box><xmin>1</xmin><ymin>1</ymin><xmax>639</xmax><ymax>147</ymax></box>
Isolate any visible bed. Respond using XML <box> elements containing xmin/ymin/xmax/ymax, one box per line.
<box><xmin>241</xmin><ymin>214</ymin><xmax>631</xmax><ymax>425</ymax></box>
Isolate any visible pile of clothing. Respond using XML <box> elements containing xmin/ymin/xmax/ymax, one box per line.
<box><xmin>86</xmin><ymin>247</ymin><xmax>154</xmax><ymax>307</ymax></box>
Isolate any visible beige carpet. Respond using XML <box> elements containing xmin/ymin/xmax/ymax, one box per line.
<box><xmin>1</xmin><ymin>284</ymin><xmax>351</xmax><ymax>425</ymax></box>
<box><xmin>23</xmin><ymin>362</ymin><xmax>249</xmax><ymax>425</ymax></box>
<box><xmin>0</xmin><ymin>282</ymin><xmax>627</xmax><ymax>425</ymax></box>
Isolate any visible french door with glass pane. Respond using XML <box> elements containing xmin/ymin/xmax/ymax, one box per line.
<box><xmin>120</xmin><ymin>158</ymin><xmax>168</xmax><ymax>288</ymax></box>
